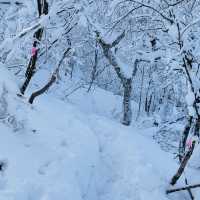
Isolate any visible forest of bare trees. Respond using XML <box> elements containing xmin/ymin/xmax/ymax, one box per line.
<box><xmin>1</xmin><ymin>0</ymin><xmax>200</xmax><ymax>199</ymax></box>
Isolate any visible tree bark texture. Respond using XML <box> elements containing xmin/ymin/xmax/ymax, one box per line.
<box><xmin>170</xmin><ymin>142</ymin><xmax>195</xmax><ymax>186</ymax></box>
<box><xmin>20</xmin><ymin>0</ymin><xmax>48</xmax><ymax>95</ymax></box>
<box><xmin>97</xmin><ymin>32</ymin><xmax>133</xmax><ymax>126</ymax></box>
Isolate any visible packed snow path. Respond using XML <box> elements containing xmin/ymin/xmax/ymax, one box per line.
<box><xmin>85</xmin><ymin>115</ymin><xmax>175</xmax><ymax>200</ymax></box>
<box><xmin>0</xmin><ymin>87</ymin><xmax>197</xmax><ymax>200</ymax></box>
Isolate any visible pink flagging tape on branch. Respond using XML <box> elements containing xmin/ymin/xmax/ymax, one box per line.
<box><xmin>31</xmin><ymin>47</ymin><xmax>37</xmax><ymax>56</ymax></box>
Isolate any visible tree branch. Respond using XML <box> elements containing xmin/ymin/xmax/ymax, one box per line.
<box><xmin>129</xmin><ymin>0</ymin><xmax>174</xmax><ymax>24</ymax></box>
<box><xmin>111</xmin><ymin>31</ymin><xmax>125</xmax><ymax>47</ymax></box>
<box><xmin>166</xmin><ymin>183</ymin><xmax>200</xmax><ymax>194</ymax></box>
<box><xmin>0</xmin><ymin>1</ymin><xmax>23</xmax><ymax>5</ymax></box>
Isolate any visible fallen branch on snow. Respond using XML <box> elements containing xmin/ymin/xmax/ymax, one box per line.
<box><xmin>166</xmin><ymin>183</ymin><xmax>200</xmax><ymax>194</ymax></box>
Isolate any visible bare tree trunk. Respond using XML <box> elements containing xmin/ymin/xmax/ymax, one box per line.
<box><xmin>96</xmin><ymin>31</ymin><xmax>133</xmax><ymax>126</ymax></box>
<box><xmin>88</xmin><ymin>42</ymin><xmax>98</xmax><ymax>92</ymax></box>
<box><xmin>146</xmin><ymin>94</ymin><xmax>152</xmax><ymax>115</ymax></box>
<box><xmin>171</xmin><ymin>118</ymin><xmax>200</xmax><ymax>185</ymax></box>
<box><xmin>20</xmin><ymin>0</ymin><xmax>48</xmax><ymax>95</ymax></box>
<box><xmin>170</xmin><ymin>142</ymin><xmax>195</xmax><ymax>185</ymax></box>
<box><xmin>20</xmin><ymin>51</ymin><xmax>39</xmax><ymax>94</ymax></box>
<box><xmin>122</xmin><ymin>78</ymin><xmax>132</xmax><ymax>125</ymax></box>
<box><xmin>136</xmin><ymin>66</ymin><xmax>145</xmax><ymax>120</ymax></box>
<box><xmin>179</xmin><ymin>116</ymin><xmax>193</xmax><ymax>161</ymax></box>
<box><xmin>145</xmin><ymin>78</ymin><xmax>152</xmax><ymax>115</ymax></box>
<box><xmin>170</xmin><ymin>24</ymin><xmax>200</xmax><ymax>187</ymax></box>
<box><xmin>170</xmin><ymin>118</ymin><xmax>200</xmax><ymax>186</ymax></box>
<box><xmin>170</xmin><ymin>54</ymin><xmax>200</xmax><ymax>186</ymax></box>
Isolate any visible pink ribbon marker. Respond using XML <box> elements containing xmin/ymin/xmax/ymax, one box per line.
<box><xmin>31</xmin><ymin>47</ymin><xmax>37</xmax><ymax>56</ymax></box>
<box><xmin>186</xmin><ymin>138</ymin><xmax>193</xmax><ymax>148</ymax></box>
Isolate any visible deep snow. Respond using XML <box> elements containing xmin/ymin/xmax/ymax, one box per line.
<box><xmin>0</xmin><ymin>66</ymin><xmax>200</xmax><ymax>200</ymax></box>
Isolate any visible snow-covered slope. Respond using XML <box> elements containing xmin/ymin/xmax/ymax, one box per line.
<box><xmin>0</xmin><ymin>66</ymin><xmax>199</xmax><ymax>200</ymax></box>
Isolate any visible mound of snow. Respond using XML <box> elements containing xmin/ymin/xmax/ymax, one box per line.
<box><xmin>0</xmin><ymin>96</ymin><xmax>100</xmax><ymax>200</ymax></box>
<box><xmin>0</xmin><ymin>73</ymin><xmax>198</xmax><ymax>200</ymax></box>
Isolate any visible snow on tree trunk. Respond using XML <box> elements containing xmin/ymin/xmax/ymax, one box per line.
<box><xmin>96</xmin><ymin>31</ymin><xmax>133</xmax><ymax>126</ymax></box>
<box><xmin>122</xmin><ymin>78</ymin><xmax>132</xmax><ymax>126</ymax></box>
<box><xmin>20</xmin><ymin>0</ymin><xmax>48</xmax><ymax>95</ymax></box>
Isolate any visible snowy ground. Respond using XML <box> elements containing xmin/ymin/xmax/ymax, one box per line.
<box><xmin>0</xmin><ymin>67</ymin><xmax>200</xmax><ymax>200</ymax></box>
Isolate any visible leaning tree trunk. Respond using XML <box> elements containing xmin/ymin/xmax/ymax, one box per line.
<box><xmin>169</xmin><ymin>33</ymin><xmax>200</xmax><ymax>185</ymax></box>
<box><xmin>20</xmin><ymin>0</ymin><xmax>48</xmax><ymax>95</ymax></box>
<box><xmin>96</xmin><ymin>31</ymin><xmax>133</xmax><ymax>126</ymax></box>
<box><xmin>170</xmin><ymin>141</ymin><xmax>195</xmax><ymax>185</ymax></box>
<box><xmin>179</xmin><ymin>116</ymin><xmax>193</xmax><ymax>161</ymax></box>
<box><xmin>29</xmin><ymin>72</ymin><xmax>57</xmax><ymax>104</ymax></box>
<box><xmin>28</xmin><ymin>47</ymin><xmax>71</xmax><ymax>104</ymax></box>
<box><xmin>171</xmin><ymin>117</ymin><xmax>200</xmax><ymax>186</ymax></box>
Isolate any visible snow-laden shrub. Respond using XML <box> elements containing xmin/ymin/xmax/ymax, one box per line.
<box><xmin>0</xmin><ymin>64</ymin><xmax>25</xmax><ymax>131</ymax></box>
